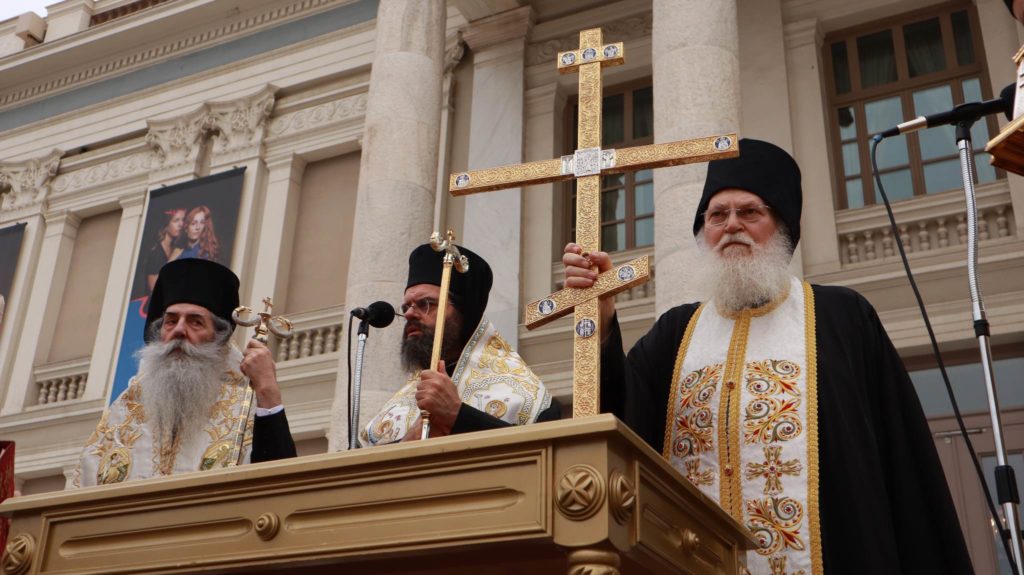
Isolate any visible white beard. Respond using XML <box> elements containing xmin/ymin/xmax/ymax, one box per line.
<box><xmin>695</xmin><ymin>229</ymin><xmax>793</xmax><ymax>313</ymax></box>
<box><xmin>135</xmin><ymin>338</ymin><xmax>235</xmax><ymax>446</ymax></box>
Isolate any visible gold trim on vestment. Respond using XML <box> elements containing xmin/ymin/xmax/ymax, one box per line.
<box><xmin>718</xmin><ymin>311</ymin><xmax>752</xmax><ymax>520</ymax></box>
<box><xmin>361</xmin><ymin>318</ymin><xmax>551</xmax><ymax>447</ymax></box>
<box><xmin>663</xmin><ymin>305</ymin><xmax>705</xmax><ymax>459</ymax></box>
<box><xmin>803</xmin><ymin>282</ymin><xmax>823</xmax><ymax>575</ymax></box>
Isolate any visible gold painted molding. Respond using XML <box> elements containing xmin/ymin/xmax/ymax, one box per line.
<box><xmin>0</xmin><ymin>416</ymin><xmax>755</xmax><ymax>574</ymax></box>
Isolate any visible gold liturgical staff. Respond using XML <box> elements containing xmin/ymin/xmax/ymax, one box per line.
<box><xmin>230</xmin><ymin>297</ymin><xmax>293</xmax><ymax>463</ymax></box>
<box><xmin>449</xmin><ymin>27</ymin><xmax>740</xmax><ymax>417</ymax></box>
<box><xmin>420</xmin><ymin>230</ymin><xmax>470</xmax><ymax>439</ymax></box>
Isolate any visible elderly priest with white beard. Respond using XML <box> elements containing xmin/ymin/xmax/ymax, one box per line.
<box><xmin>563</xmin><ymin>139</ymin><xmax>974</xmax><ymax>575</ymax></box>
<box><xmin>73</xmin><ymin>259</ymin><xmax>296</xmax><ymax>488</ymax></box>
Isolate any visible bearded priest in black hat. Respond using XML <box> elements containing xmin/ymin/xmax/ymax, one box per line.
<box><xmin>360</xmin><ymin>244</ymin><xmax>561</xmax><ymax>446</ymax></box>
<box><xmin>562</xmin><ymin>139</ymin><xmax>972</xmax><ymax>574</ymax></box>
<box><xmin>74</xmin><ymin>259</ymin><xmax>296</xmax><ymax>487</ymax></box>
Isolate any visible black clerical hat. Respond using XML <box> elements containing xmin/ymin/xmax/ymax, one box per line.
<box><xmin>692</xmin><ymin>138</ymin><xmax>802</xmax><ymax>249</ymax></box>
<box><xmin>145</xmin><ymin>258</ymin><xmax>240</xmax><ymax>342</ymax></box>
<box><xmin>406</xmin><ymin>243</ymin><xmax>493</xmax><ymax>344</ymax></box>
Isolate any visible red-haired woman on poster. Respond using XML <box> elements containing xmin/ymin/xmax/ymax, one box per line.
<box><xmin>178</xmin><ymin>205</ymin><xmax>220</xmax><ymax>262</ymax></box>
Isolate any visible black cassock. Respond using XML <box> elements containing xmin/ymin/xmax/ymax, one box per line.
<box><xmin>251</xmin><ymin>409</ymin><xmax>298</xmax><ymax>463</ymax></box>
<box><xmin>601</xmin><ymin>284</ymin><xmax>974</xmax><ymax>574</ymax></box>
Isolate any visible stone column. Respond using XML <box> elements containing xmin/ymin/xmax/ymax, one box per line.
<box><xmin>785</xmin><ymin>19</ymin><xmax>838</xmax><ymax>277</ymax></box>
<box><xmin>460</xmin><ymin>6</ymin><xmax>533</xmax><ymax>344</ymax></box>
<box><xmin>1</xmin><ymin>210</ymin><xmax>80</xmax><ymax>415</ymax></box>
<box><xmin>739</xmin><ymin>0</ymin><xmax>804</xmax><ymax>275</ymax></box>
<box><xmin>81</xmin><ymin>193</ymin><xmax>145</xmax><ymax>402</ymax></box>
<box><xmin>652</xmin><ymin>0</ymin><xmax>740</xmax><ymax>314</ymax></box>
<box><xmin>0</xmin><ymin>152</ymin><xmax>61</xmax><ymax>411</ymax></box>
<box><xmin>522</xmin><ymin>83</ymin><xmax>563</xmax><ymax>304</ymax></box>
<box><xmin>248</xmin><ymin>154</ymin><xmax>305</xmax><ymax>310</ymax></box>
<box><xmin>433</xmin><ymin>33</ymin><xmax>466</xmax><ymax>231</ymax></box>
<box><xmin>327</xmin><ymin>0</ymin><xmax>446</xmax><ymax>451</ymax></box>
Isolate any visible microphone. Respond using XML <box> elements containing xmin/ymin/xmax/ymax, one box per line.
<box><xmin>348</xmin><ymin>300</ymin><xmax>395</xmax><ymax>450</ymax></box>
<box><xmin>874</xmin><ymin>86</ymin><xmax>1013</xmax><ymax>140</ymax></box>
<box><xmin>351</xmin><ymin>301</ymin><xmax>396</xmax><ymax>328</ymax></box>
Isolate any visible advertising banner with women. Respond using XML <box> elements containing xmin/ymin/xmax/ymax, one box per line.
<box><xmin>110</xmin><ymin>168</ymin><xmax>245</xmax><ymax>403</ymax></box>
<box><xmin>0</xmin><ymin>222</ymin><xmax>26</xmax><ymax>337</ymax></box>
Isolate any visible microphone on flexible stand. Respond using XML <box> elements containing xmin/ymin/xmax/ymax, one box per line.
<box><xmin>874</xmin><ymin>87</ymin><xmax>1013</xmax><ymax>141</ymax></box>
<box><xmin>872</xmin><ymin>83</ymin><xmax>1024</xmax><ymax>573</ymax></box>
<box><xmin>348</xmin><ymin>301</ymin><xmax>396</xmax><ymax>449</ymax></box>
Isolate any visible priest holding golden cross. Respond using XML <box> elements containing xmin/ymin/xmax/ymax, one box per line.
<box><xmin>450</xmin><ymin>25</ymin><xmax>972</xmax><ymax>575</ymax></box>
<box><xmin>73</xmin><ymin>259</ymin><xmax>297</xmax><ymax>487</ymax></box>
<box><xmin>231</xmin><ymin>296</ymin><xmax>294</xmax><ymax>465</ymax></box>
<box><xmin>449</xmin><ymin>27</ymin><xmax>738</xmax><ymax>417</ymax></box>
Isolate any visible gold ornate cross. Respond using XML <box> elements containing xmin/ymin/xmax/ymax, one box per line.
<box><xmin>448</xmin><ymin>28</ymin><xmax>739</xmax><ymax>417</ymax></box>
<box><xmin>232</xmin><ymin>297</ymin><xmax>294</xmax><ymax>345</ymax></box>
<box><xmin>228</xmin><ymin>297</ymin><xmax>294</xmax><ymax>465</ymax></box>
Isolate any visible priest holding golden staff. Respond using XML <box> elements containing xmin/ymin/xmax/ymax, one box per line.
<box><xmin>361</xmin><ymin>244</ymin><xmax>561</xmax><ymax>446</ymax></box>
<box><xmin>562</xmin><ymin>139</ymin><xmax>973</xmax><ymax>574</ymax></box>
<box><xmin>74</xmin><ymin>259</ymin><xmax>297</xmax><ymax>487</ymax></box>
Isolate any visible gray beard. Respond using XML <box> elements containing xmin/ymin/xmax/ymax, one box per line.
<box><xmin>135</xmin><ymin>338</ymin><xmax>233</xmax><ymax>446</ymax></box>
<box><xmin>695</xmin><ymin>229</ymin><xmax>793</xmax><ymax>313</ymax></box>
<box><xmin>400</xmin><ymin>316</ymin><xmax>463</xmax><ymax>372</ymax></box>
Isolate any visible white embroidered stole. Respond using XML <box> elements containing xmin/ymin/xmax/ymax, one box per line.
<box><xmin>361</xmin><ymin>317</ymin><xmax>552</xmax><ymax>447</ymax></box>
<box><xmin>74</xmin><ymin>372</ymin><xmax>255</xmax><ymax>487</ymax></box>
<box><xmin>664</xmin><ymin>278</ymin><xmax>821</xmax><ymax>575</ymax></box>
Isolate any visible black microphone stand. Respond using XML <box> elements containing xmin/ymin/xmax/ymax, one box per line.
<box><xmin>955</xmin><ymin>119</ymin><xmax>1023</xmax><ymax>572</ymax></box>
<box><xmin>349</xmin><ymin>317</ymin><xmax>372</xmax><ymax>450</ymax></box>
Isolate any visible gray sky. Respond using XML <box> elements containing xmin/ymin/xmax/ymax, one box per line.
<box><xmin>0</xmin><ymin>1</ymin><xmax>56</xmax><ymax>22</ymax></box>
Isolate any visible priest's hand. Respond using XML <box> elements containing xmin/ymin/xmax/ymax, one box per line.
<box><xmin>241</xmin><ymin>339</ymin><xmax>282</xmax><ymax>408</ymax></box>
<box><xmin>413</xmin><ymin>360</ymin><xmax>460</xmax><ymax>437</ymax></box>
<box><xmin>402</xmin><ymin>419</ymin><xmax>423</xmax><ymax>442</ymax></box>
<box><xmin>562</xmin><ymin>243</ymin><xmax>616</xmax><ymax>339</ymax></box>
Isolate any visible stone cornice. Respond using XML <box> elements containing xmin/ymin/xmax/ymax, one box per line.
<box><xmin>784</xmin><ymin>18</ymin><xmax>823</xmax><ymax>51</ymax></box>
<box><xmin>42</xmin><ymin>209</ymin><xmax>82</xmax><ymax>237</ymax></box>
<box><xmin>42</xmin><ymin>85</ymin><xmax>279</xmax><ymax>200</ymax></box>
<box><xmin>267</xmin><ymin>90</ymin><xmax>367</xmax><ymax>142</ymax></box>
<box><xmin>0</xmin><ymin>150</ymin><xmax>63</xmax><ymax>213</ymax></box>
<box><xmin>461</xmin><ymin>6</ymin><xmax>533</xmax><ymax>52</ymax></box>
<box><xmin>0</xmin><ymin>0</ymin><xmax>344</xmax><ymax>113</ymax></box>
<box><xmin>51</xmin><ymin>150</ymin><xmax>151</xmax><ymax>197</ymax></box>
<box><xmin>90</xmin><ymin>0</ymin><xmax>172</xmax><ymax>27</ymax></box>
<box><xmin>118</xmin><ymin>190</ymin><xmax>146</xmax><ymax>211</ymax></box>
<box><xmin>146</xmin><ymin>85</ymin><xmax>277</xmax><ymax>179</ymax></box>
<box><xmin>444</xmin><ymin>31</ymin><xmax>467</xmax><ymax>75</ymax></box>
<box><xmin>47</xmin><ymin>0</ymin><xmax>96</xmax><ymax>21</ymax></box>
<box><xmin>207</xmin><ymin>85</ymin><xmax>277</xmax><ymax>165</ymax></box>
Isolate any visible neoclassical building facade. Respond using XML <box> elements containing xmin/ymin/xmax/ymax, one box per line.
<box><xmin>0</xmin><ymin>1</ymin><xmax>1021</xmax><ymax>571</ymax></box>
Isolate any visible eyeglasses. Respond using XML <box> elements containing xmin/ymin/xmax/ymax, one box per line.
<box><xmin>400</xmin><ymin>298</ymin><xmax>438</xmax><ymax>316</ymax></box>
<box><xmin>701</xmin><ymin>205</ymin><xmax>771</xmax><ymax>227</ymax></box>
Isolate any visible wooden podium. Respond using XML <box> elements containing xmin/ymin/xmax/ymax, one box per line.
<box><xmin>0</xmin><ymin>415</ymin><xmax>753</xmax><ymax>574</ymax></box>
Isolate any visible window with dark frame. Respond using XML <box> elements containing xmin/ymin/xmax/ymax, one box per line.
<box><xmin>823</xmin><ymin>2</ymin><xmax>1002</xmax><ymax>210</ymax></box>
<box><xmin>564</xmin><ymin>79</ymin><xmax>654</xmax><ymax>252</ymax></box>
